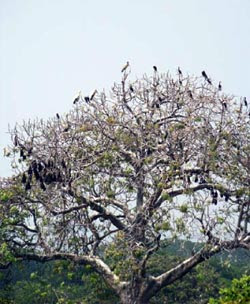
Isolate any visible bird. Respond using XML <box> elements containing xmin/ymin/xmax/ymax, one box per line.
<box><xmin>37</xmin><ymin>163</ymin><xmax>44</xmax><ymax>172</ymax></box>
<box><xmin>63</xmin><ymin>125</ymin><xmax>70</xmax><ymax>132</ymax></box>
<box><xmin>25</xmin><ymin>181</ymin><xmax>31</xmax><ymax>191</ymax></box>
<box><xmin>188</xmin><ymin>90</ymin><xmax>193</xmax><ymax>99</ymax></box>
<box><xmin>27</xmin><ymin>166</ymin><xmax>33</xmax><ymax>176</ymax></box>
<box><xmin>90</xmin><ymin>90</ymin><xmax>97</xmax><ymax>100</ymax></box>
<box><xmin>40</xmin><ymin>181</ymin><xmax>46</xmax><ymax>191</ymax></box>
<box><xmin>244</xmin><ymin>97</ymin><xmax>248</xmax><ymax>107</ymax></box>
<box><xmin>212</xmin><ymin>198</ymin><xmax>217</xmax><ymax>205</ymax></box>
<box><xmin>202</xmin><ymin>70</ymin><xmax>212</xmax><ymax>84</ymax></box>
<box><xmin>202</xmin><ymin>70</ymin><xmax>208</xmax><ymax>79</ymax></box>
<box><xmin>84</xmin><ymin>96</ymin><xmax>90</xmax><ymax>103</ymax></box>
<box><xmin>153</xmin><ymin>66</ymin><xmax>157</xmax><ymax>72</ymax></box>
<box><xmin>14</xmin><ymin>135</ymin><xmax>18</xmax><ymax>147</ymax></box>
<box><xmin>56</xmin><ymin>113</ymin><xmax>60</xmax><ymax>119</ymax></box>
<box><xmin>61</xmin><ymin>159</ymin><xmax>67</xmax><ymax>169</ymax></box>
<box><xmin>21</xmin><ymin>173</ymin><xmax>27</xmax><ymax>184</ymax></box>
<box><xmin>218</xmin><ymin>82</ymin><xmax>222</xmax><ymax>91</ymax></box>
<box><xmin>129</xmin><ymin>85</ymin><xmax>134</xmax><ymax>92</ymax></box>
<box><xmin>121</xmin><ymin>61</ymin><xmax>129</xmax><ymax>73</ymax></box>
<box><xmin>73</xmin><ymin>91</ymin><xmax>81</xmax><ymax>104</ymax></box>
<box><xmin>178</xmin><ymin>67</ymin><xmax>182</xmax><ymax>76</ymax></box>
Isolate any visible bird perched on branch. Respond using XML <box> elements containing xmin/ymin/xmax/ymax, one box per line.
<box><xmin>73</xmin><ymin>91</ymin><xmax>81</xmax><ymax>104</ymax></box>
<box><xmin>84</xmin><ymin>96</ymin><xmax>90</xmax><ymax>103</ymax></box>
<box><xmin>121</xmin><ymin>61</ymin><xmax>129</xmax><ymax>73</ymax></box>
<box><xmin>202</xmin><ymin>70</ymin><xmax>212</xmax><ymax>85</ymax></box>
<box><xmin>218</xmin><ymin>82</ymin><xmax>222</xmax><ymax>91</ymax></box>
<box><xmin>153</xmin><ymin>66</ymin><xmax>157</xmax><ymax>72</ymax></box>
<box><xmin>90</xmin><ymin>90</ymin><xmax>97</xmax><ymax>100</ymax></box>
<box><xmin>178</xmin><ymin>67</ymin><xmax>182</xmax><ymax>76</ymax></box>
<box><xmin>244</xmin><ymin>97</ymin><xmax>248</xmax><ymax>107</ymax></box>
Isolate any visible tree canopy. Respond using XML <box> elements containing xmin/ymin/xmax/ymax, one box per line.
<box><xmin>0</xmin><ymin>67</ymin><xmax>249</xmax><ymax>304</ymax></box>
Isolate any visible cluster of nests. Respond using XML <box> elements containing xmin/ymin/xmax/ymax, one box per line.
<box><xmin>21</xmin><ymin>158</ymin><xmax>67</xmax><ymax>192</ymax></box>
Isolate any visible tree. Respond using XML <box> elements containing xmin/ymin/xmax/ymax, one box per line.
<box><xmin>0</xmin><ymin>68</ymin><xmax>249</xmax><ymax>304</ymax></box>
<box><xmin>209</xmin><ymin>275</ymin><xmax>250</xmax><ymax>304</ymax></box>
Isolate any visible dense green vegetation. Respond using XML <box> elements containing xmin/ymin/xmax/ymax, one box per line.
<box><xmin>0</xmin><ymin>241</ymin><xmax>249</xmax><ymax>304</ymax></box>
<box><xmin>209</xmin><ymin>275</ymin><xmax>250</xmax><ymax>304</ymax></box>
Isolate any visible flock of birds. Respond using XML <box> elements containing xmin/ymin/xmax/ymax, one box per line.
<box><xmin>65</xmin><ymin>62</ymin><xmax>248</xmax><ymax>113</ymax></box>
<box><xmin>18</xmin><ymin>63</ymin><xmax>249</xmax><ymax>192</ymax></box>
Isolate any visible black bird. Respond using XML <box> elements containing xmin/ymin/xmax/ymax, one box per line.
<box><xmin>27</xmin><ymin>166</ymin><xmax>33</xmax><ymax>176</ymax></box>
<box><xmin>63</xmin><ymin>126</ymin><xmax>70</xmax><ymax>132</ymax></box>
<box><xmin>129</xmin><ymin>85</ymin><xmax>134</xmax><ymax>92</ymax></box>
<box><xmin>218</xmin><ymin>82</ymin><xmax>222</xmax><ymax>91</ymax></box>
<box><xmin>25</xmin><ymin>181</ymin><xmax>31</xmax><ymax>191</ymax></box>
<box><xmin>33</xmin><ymin>169</ymin><xmax>40</xmax><ymax>181</ymax></box>
<box><xmin>212</xmin><ymin>198</ymin><xmax>217</xmax><ymax>205</ymax></box>
<box><xmin>90</xmin><ymin>90</ymin><xmax>97</xmax><ymax>100</ymax></box>
<box><xmin>31</xmin><ymin>160</ymin><xmax>37</xmax><ymax>171</ymax></box>
<box><xmin>224</xmin><ymin>192</ymin><xmax>230</xmax><ymax>202</ymax></box>
<box><xmin>202</xmin><ymin>70</ymin><xmax>208</xmax><ymax>79</ymax></box>
<box><xmin>21</xmin><ymin>173</ymin><xmax>27</xmax><ymax>184</ymax></box>
<box><xmin>84</xmin><ymin>96</ymin><xmax>90</xmax><ymax>103</ymax></box>
<box><xmin>199</xmin><ymin>177</ymin><xmax>206</xmax><ymax>184</ymax></box>
<box><xmin>14</xmin><ymin>135</ymin><xmax>18</xmax><ymax>147</ymax></box>
<box><xmin>73</xmin><ymin>91</ymin><xmax>81</xmax><ymax>104</ymax></box>
<box><xmin>188</xmin><ymin>90</ymin><xmax>193</xmax><ymax>99</ymax></box>
<box><xmin>44</xmin><ymin>173</ymin><xmax>53</xmax><ymax>185</ymax></box>
<box><xmin>37</xmin><ymin>163</ymin><xmax>44</xmax><ymax>172</ymax></box>
<box><xmin>178</xmin><ymin>67</ymin><xmax>182</xmax><ymax>76</ymax></box>
<box><xmin>20</xmin><ymin>149</ymin><xmax>26</xmax><ymax>160</ymax></box>
<box><xmin>153</xmin><ymin>66</ymin><xmax>157</xmax><ymax>72</ymax></box>
<box><xmin>40</xmin><ymin>182</ymin><xmax>46</xmax><ymax>191</ymax></box>
<box><xmin>222</xmin><ymin>102</ymin><xmax>227</xmax><ymax>109</ymax></box>
<box><xmin>27</xmin><ymin>147</ymin><xmax>33</xmax><ymax>156</ymax></box>
<box><xmin>56</xmin><ymin>113</ymin><xmax>60</xmax><ymax>119</ymax></box>
<box><xmin>61</xmin><ymin>159</ymin><xmax>67</xmax><ymax>169</ymax></box>
<box><xmin>244</xmin><ymin>97</ymin><xmax>248</xmax><ymax>107</ymax></box>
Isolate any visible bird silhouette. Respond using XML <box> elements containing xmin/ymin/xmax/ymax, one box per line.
<box><xmin>56</xmin><ymin>113</ymin><xmax>60</xmax><ymax>119</ymax></box>
<box><xmin>121</xmin><ymin>61</ymin><xmax>129</xmax><ymax>73</ymax></box>
<box><xmin>84</xmin><ymin>96</ymin><xmax>90</xmax><ymax>103</ymax></box>
<box><xmin>202</xmin><ymin>71</ymin><xmax>208</xmax><ymax>79</ymax></box>
<box><xmin>202</xmin><ymin>70</ymin><xmax>212</xmax><ymax>84</ymax></box>
<box><xmin>178</xmin><ymin>67</ymin><xmax>182</xmax><ymax>76</ymax></box>
<box><xmin>244</xmin><ymin>97</ymin><xmax>248</xmax><ymax>107</ymax></box>
<box><xmin>14</xmin><ymin>135</ymin><xmax>18</xmax><ymax>147</ymax></box>
<box><xmin>188</xmin><ymin>90</ymin><xmax>193</xmax><ymax>99</ymax></box>
<box><xmin>153</xmin><ymin>66</ymin><xmax>157</xmax><ymax>72</ymax></box>
<box><xmin>73</xmin><ymin>91</ymin><xmax>81</xmax><ymax>104</ymax></box>
<box><xmin>21</xmin><ymin>173</ymin><xmax>27</xmax><ymax>184</ymax></box>
<box><xmin>90</xmin><ymin>90</ymin><xmax>97</xmax><ymax>100</ymax></box>
<box><xmin>218</xmin><ymin>82</ymin><xmax>222</xmax><ymax>91</ymax></box>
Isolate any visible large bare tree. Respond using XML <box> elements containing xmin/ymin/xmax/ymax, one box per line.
<box><xmin>0</xmin><ymin>67</ymin><xmax>249</xmax><ymax>304</ymax></box>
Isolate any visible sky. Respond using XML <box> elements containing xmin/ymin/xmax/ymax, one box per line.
<box><xmin>1</xmin><ymin>0</ymin><xmax>250</xmax><ymax>177</ymax></box>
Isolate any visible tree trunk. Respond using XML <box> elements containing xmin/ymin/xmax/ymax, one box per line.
<box><xmin>119</xmin><ymin>278</ymin><xmax>152</xmax><ymax>304</ymax></box>
<box><xmin>120</xmin><ymin>291</ymin><xmax>149</xmax><ymax>304</ymax></box>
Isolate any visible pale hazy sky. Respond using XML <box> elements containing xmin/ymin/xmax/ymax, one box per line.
<box><xmin>1</xmin><ymin>0</ymin><xmax>250</xmax><ymax>176</ymax></box>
